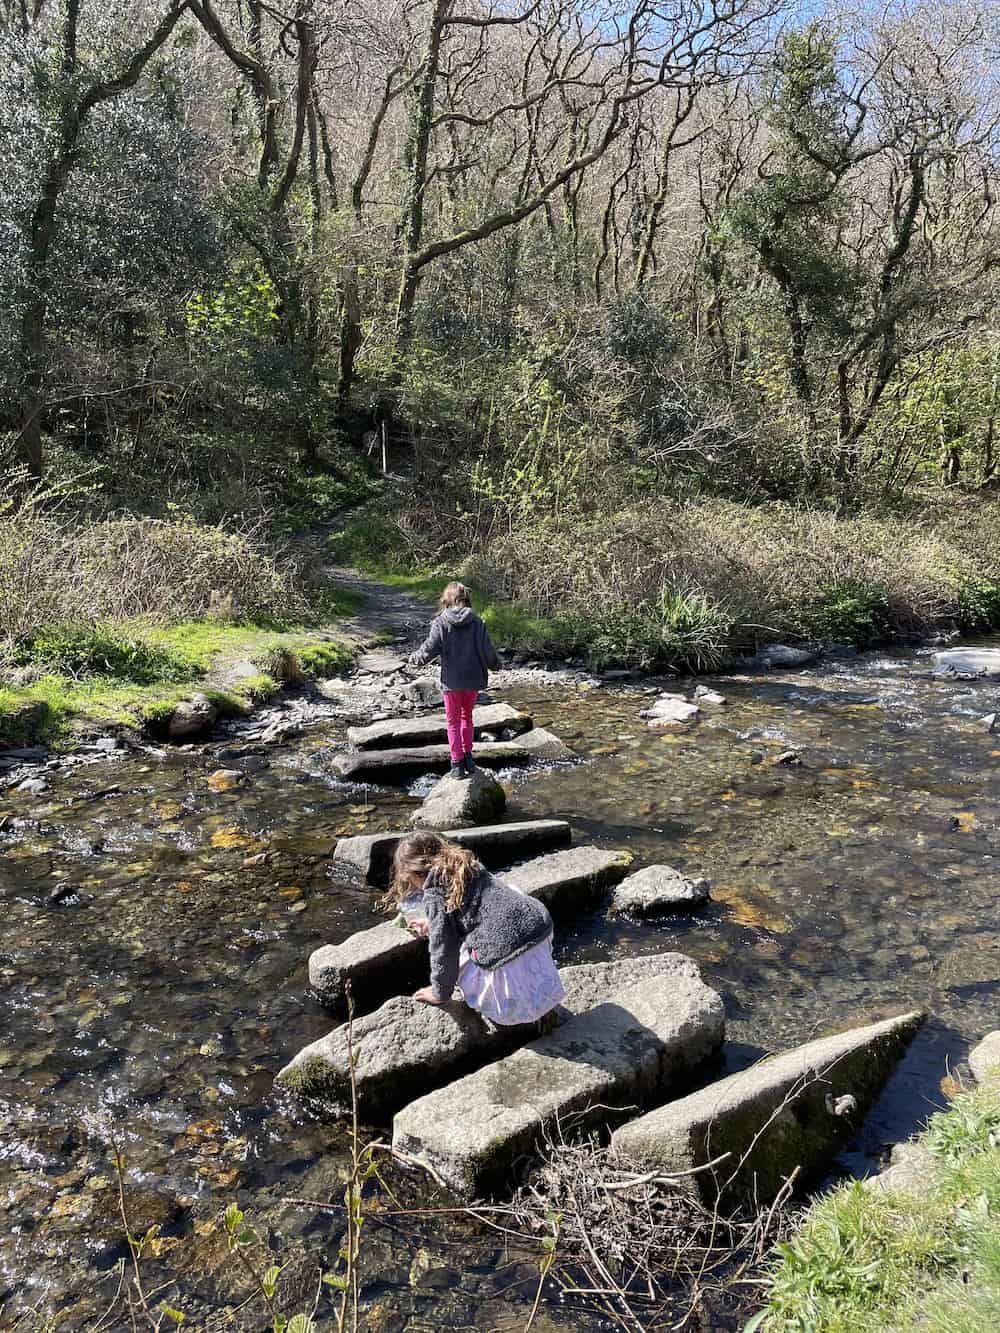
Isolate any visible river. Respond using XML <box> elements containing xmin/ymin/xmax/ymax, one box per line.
<box><xmin>2</xmin><ymin>645</ymin><xmax>998</xmax><ymax>1329</ymax></box>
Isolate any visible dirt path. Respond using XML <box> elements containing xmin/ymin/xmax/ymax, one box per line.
<box><xmin>324</xmin><ymin>565</ymin><xmax>435</xmax><ymax>648</ymax></box>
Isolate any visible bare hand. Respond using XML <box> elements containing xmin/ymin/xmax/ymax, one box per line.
<box><xmin>413</xmin><ymin>986</ymin><xmax>444</xmax><ymax>1005</ymax></box>
<box><xmin>408</xmin><ymin>920</ymin><xmax>429</xmax><ymax>938</ymax></box>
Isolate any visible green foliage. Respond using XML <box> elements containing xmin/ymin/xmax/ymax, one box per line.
<box><xmin>762</xmin><ymin>1084</ymin><xmax>1000</xmax><ymax>1332</ymax></box>
<box><xmin>957</xmin><ymin>577</ymin><xmax>1000</xmax><ymax>633</ymax></box>
<box><xmin>801</xmin><ymin>579</ymin><xmax>890</xmax><ymax>647</ymax></box>
<box><xmin>295</xmin><ymin>641</ymin><xmax>353</xmax><ymax>677</ymax></box>
<box><xmin>574</xmin><ymin>589</ymin><xmax>732</xmax><ymax>672</ymax></box>
<box><xmin>270</xmin><ymin>469</ymin><xmax>383</xmax><ymax>539</ymax></box>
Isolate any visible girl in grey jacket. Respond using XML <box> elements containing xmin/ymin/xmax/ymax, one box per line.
<box><xmin>409</xmin><ymin>581</ymin><xmax>500</xmax><ymax>778</ymax></box>
<box><xmin>390</xmin><ymin>832</ymin><xmax>566</xmax><ymax>1025</ymax></box>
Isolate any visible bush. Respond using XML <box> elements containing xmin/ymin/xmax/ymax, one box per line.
<box><xmin>800</xmin><ymin>578</ymin><xmax>891</xmax><ymax>647</ymax></box>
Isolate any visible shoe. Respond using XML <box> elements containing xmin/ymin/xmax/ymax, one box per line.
<box><xmin>449</xmin><ymin>762</ymin><xmax>464</xmax><ymax>778</ymax></box>
<box><xmin>462</xmin><ymin>754</ymin><xmax>475</xmax><ymax>776</ymax></box>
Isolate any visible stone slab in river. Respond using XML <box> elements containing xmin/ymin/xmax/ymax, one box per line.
<box><xmin>311</xmin><ymin>841</ymin><xmax>624</xmax><ymax>1009</ymax></box>
<box><xmin>506</xmin><ymin>845</ymin><xmax>634</xmax><ymax>914</ymax></box>
<box><xmin>392</xmin><ymin>955</ymin><xmax>725</xmax><ymax>1196</ymax></box>
<box><xmin>280</xmin><ymin>954</ymin><xmax>682</xmax><ymax>1114</ymax></box>
<box><xmin>356</xmin><ymin>652</ymin><xmax>407</xmax><ymax>674</ymax></box>
<box><xmin>348</xmin><ymin>703</ymin><xmax>532</xmax><ymax>750</ymax></box>
<box><xmin>611</xmin><ymin>1010</ymin><xmax>924</xmax><ymax>1204</ymax></box>
<box><xmin>333</xmin><ymin>727</ymin><xmax>572</xmax><ymax>783</ymax></box>
<box><xmin>933</xmin><ymin>647</ymin><xmax>1000</xmax><ymax>678</ymax></box>
<box><xmin>332</xmin><ymin>818</ymin><xmax>572</xmax><ymax>887</ymax></box>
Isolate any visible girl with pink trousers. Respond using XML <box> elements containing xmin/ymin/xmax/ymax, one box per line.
<box><xmin>408</xmin><ymin>581</ymin><xmax>500</xmax><ymax>778</ymax></box>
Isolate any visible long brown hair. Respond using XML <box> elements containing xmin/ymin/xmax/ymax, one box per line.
<box><xmin>389</xmin><ymin>832</ymin><xmax>480</xmax><ymax>912</ymax></box>
<box><xmin>439</xmin><ymin>581</ymin><xmax>472</xmax><ymax>610</ymax></box>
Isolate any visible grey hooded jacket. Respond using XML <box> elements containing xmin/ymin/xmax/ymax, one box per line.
<box><xmin>423</xmin><ymin>868</ymin><xmax>553</xmax><ymax>1001</ymax></box>
<box><xmin>411</xmin><ymin>607</ymin><xmax>500</xmax><ymax>692</ymax></box>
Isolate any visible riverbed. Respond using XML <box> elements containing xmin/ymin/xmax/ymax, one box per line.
<box><xmin>2</xmin><ymin>645</ymin><xmax>998</xmax><ymax>1328</ymax></box>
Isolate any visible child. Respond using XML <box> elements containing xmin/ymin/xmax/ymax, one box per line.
<box><xmin>389</xmin><ymin>831</ymin><xmax>566</xmax><ymax>1025</ymax></box>
<box><xmin>408</xmin><ymin>581</ymin><xmax>500</xmax><ymax>779</ymax></box>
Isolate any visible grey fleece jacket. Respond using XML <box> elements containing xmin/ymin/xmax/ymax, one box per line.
<box><xmin>423</xmin><ymin>868</ymin><xmax>553</xmax><ymax>1001</ymax></box>
<box><xmin>410</xmin><ymin>607</ymin><xmax>500</xmax><ymax>692</ymax></box>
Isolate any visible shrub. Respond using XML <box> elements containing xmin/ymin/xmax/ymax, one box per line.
<box><xmin>800</xmin><ymin>578</ymin><xmax>891</xmax><ymax>647</ymax></box>
<box><xmin>296</xmin><ymin>641</ymin><xmax>353</xmax><ymax>677</ymax></box>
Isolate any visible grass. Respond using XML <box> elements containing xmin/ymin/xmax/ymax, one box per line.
<box><xmin>759</xmin><ymin>1081</ymin><xmax>1000</xmax><ymax>1332</ymax></box>
<box><xmin>0</xmin><ymin>618</ymin><xmax>355</xmax><ymax>745</ymax></box>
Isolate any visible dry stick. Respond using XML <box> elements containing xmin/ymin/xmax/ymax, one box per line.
<box><xmin>112</xmin><ymin>1140</ymin><xmax>158</xmax><ymax>1331</ymax></box>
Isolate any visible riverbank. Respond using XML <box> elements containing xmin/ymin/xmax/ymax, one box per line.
<box><xmin>759</xmin><ymin>1049</ymin><xmax>1000</xmax><ymax>1332</ymax></box>
<box><xmin>332</xmin><ymin>491</ymin><xmax>1000</xmax><ymax>671</ymax></box>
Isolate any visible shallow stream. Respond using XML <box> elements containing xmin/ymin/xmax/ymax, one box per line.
<box><xmin>2</xmin><ymin>644</ymin><xmax>999</xmax><ymax>1328</ymax></box>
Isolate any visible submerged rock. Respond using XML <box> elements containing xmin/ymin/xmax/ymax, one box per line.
<box><xmin>641</xmin><ymin>695</ymin><xmax>700</xmax><ymax>728</ymax></box>
<box><xmin>751</xmin><ymin>644</ymin><xmax>819</xmax><ymax>670</ymax></box>
<box><xmin>206</xmin><ymin>769</ymin><xmax>245</xmax><ymax>793</ymax></box>
<box><xmin>611</xmin><ymin>865</ymin><xmax>710</xmax><ymax>916</ymax></box>
<box><xmin>392</xmin><ymin>955</ymin><xmax>725</xmax><ymax>1197</ymax></box>
<box><xmin>611</xmin><ymin>1010</ymin><xmax>924</xmax><ymax>1203</ymax></box>
<box><xmin>693</xmin><ymin>686</ymin><xmax>727</xmax><ymax>706</ymax></box>
<box><xmin>409</xmin><ymin>767</ymin><xmax>507</xmax><ymax>830</ymax></box>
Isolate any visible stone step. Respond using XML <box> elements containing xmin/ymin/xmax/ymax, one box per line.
<box><xmin>611</xmin><ymin>1010</ymin><xmax>925</xmax><ymax>1204</ymax></box>
<box><xmin>348</xmin><ymin>703</ymin><xmax>532</xmax><ymax>751</ymax></box>
<box><xmin>333</xmin><ymin>727</ymin><xmax>572</xmax><ymax>784</ymax></box>
<box><xmin>506</xmin><ymin>846</ymin><xmax>634</xmax><ymax>915</ymax></box>
<box><xmin>311</xmin><ymin>839</ymin><xmax>623</xmax><ymax>1010</ymax></box>
<box><xmin>332</xmin><ymin>819</ymin><xmax>572</xmax><ymax>888</ymax></box>
<box><xmin>391</xmin><ymin>956</ymin><xmax>725</xmax><ymax>1197</ymax></box>
<box><xmin>280</xmin><ymin>954</ymin><xmax>693</xmax><ymax>1116</ymax></box>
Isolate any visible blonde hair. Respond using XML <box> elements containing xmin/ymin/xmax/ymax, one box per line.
<box><xmin>389</xmin><ymin>832</ymin><xmax>480</xmax><ymax>912</ymax></box>
<box><xmin>440</xmin><ymin>581</ymin><xmax>472</xmax><ymax>610</ymax></box>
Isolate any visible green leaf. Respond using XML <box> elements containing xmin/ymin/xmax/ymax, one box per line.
<box><xmin>224</xmin><ymin>1203</ymin><xmax>243</xmax><ymax>1233</ymax></box>
<box><xmin>236</xmin><ymin>1228</ymin><xmax>258</xmax><ymax>1247</ymax></box>
<box><xmin>262</xmin><ymin>1264</ymin><xmax>281</xmax><ymax>1298</ymax></box>
<box><xmin>160</xmin><ymin>1308</ymin><xmax>186</xmax><ymax>1326</ymax></box>
<box><xmin>323</xmin><ymin>1273</ymin><xmax>348</xmax><ymax>1290</ymax></box>
<box><xmin>541</xmin><ymin>1235</ymin><xmax>557</xmax><ymax>1252</ymax></box>
<box><xmin>286</xmin><ymin>1315</ymin><xmax>314</xmax><ymax>1333</ymax></box>
<box><xmin>742</xmin><ymin>1311</ymin><xmax>770</xmax><ymax>1333</ymax></box>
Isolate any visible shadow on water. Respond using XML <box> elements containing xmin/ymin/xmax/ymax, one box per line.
<box><xmin>2</xmin><ymin>642</ymin><xmax>1000</xmax><ymax>1325</ymax></box>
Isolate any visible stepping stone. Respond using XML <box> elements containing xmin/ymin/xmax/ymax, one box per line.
<box><xmin>312</xmin><ymin>837</ymin><xmax>618</xmax><ymax>1009</ymax></box>
<box><xmin>279</xmin><ymin>954</ymin><xmax>693</xmax><ymax>1115</ymax></box>
<box><xmin>348</xmin><ymin>704</ymin><xmax>532</xmax><ymax>750</ymax></box>
<box><xmin>356</xmin><ymin>652</ymin><xmax>407</xmax><ymax>674</ymax></box>
<box><xmin>391</xmin><ymin>955</ymin><xmax>725</xmax><ymax>1196</ymax></box>
<box><xmin>507</xmin><ymin>846</ymin><xmax>634</xmax><ymax>914</ymax></box>
<box><xmin>332</xmin><ymin>818</ymin><xmax>572</xmax><ymax>887</ymax></box>
<box><xmin>611</xmin><ymin>1010</ymin><xmax>924</xmax><ymax>1204</ymax></box>
<box><xmin>933</xmin><ymin>647</ymin><xmax>1000</xmax><ymax>678</ymax></box>
<box><xmin>333</xmin><ymin>728</ymin><xmax>572</xmax><ymax>783</ymax></box>
<box><xmin>409</xmin><ymin>768</ymin><xmax>507</xmax><ymax>830</ymax></box>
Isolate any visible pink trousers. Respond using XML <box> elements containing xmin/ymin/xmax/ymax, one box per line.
<box><xmin>443</xmin><ymin>689</ymin><xmax>477</xmax><ymax>763</ymax></box>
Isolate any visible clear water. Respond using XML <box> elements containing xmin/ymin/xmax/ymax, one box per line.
<box><xmin>2</xmin><ymin>646</ymin><xmax>999</xmax><ymax>1327</ymax></box>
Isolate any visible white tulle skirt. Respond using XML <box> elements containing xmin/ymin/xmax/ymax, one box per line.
<box><xmin>458</xmin><ymin>935</ymin><xmax>566</xmax><ymax>1026</ymax></box>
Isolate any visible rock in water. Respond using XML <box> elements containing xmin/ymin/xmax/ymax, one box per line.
<box><xmin>933</xmin><ymin>647</ymin><xmax>1000</xmax><ymax>678</ymax></box>
<box><xmin>207</xmin><ymin>769</ymin><xmax>245</xmax><ymax>793</ymax></box>
<box><xmin>391</xmin><ymin>956</ymin><xmax>725</xmax><ymax>1197</ymax></box>
<box><xmin>968</xmin><ymin>1031</ymin><xmax>1000</xmax><ymax>1084</ymax></box>
<box><xmin>693</xmin><ymin>686</ymin><xmax>727</xmax><ymax>705</ymax></box>
<box><xmin>641</xmin><ymin>695</ymin><xmax>701</xmax><ymax>728</ymax></box>
<box><xmin>332</xmin><ymin>819</ymin><xmax>572</xmax><ymax>887</ymax></box>
<box><xmin>611</xmin><ymin>1010</ymin><xmax>924</xmax><ymax>1203</ymax></box>
<box><xmin>751</xmin><ymin>644</ymin><xmax>819</xmax><ymax>670</ymax></box>
<box><xmin>409</xmin><ymin>767</ymin><xmax>507</xmax><ymax>830</ymax></box>
<box><xmin>976</xmin><ymin>712</ymin><xmax>998</xmax><ymax>734</ymax></box>
<box><xmin>350</xmin><ymin>703</ymin><xmax>529</xmax><ymax>750</ymax></box>
<box><xmin>166</xmin><ymin>693</ymin><xmax>218</xmax><ymax>741</ymax></box>
<box><xmin>611</xmin><ymin>865</ymin><xmax>710</xmax><ymax>916</ymax></box>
